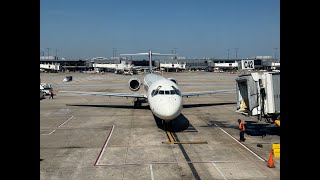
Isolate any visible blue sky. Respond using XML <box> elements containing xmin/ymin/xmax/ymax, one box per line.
<box><xmin>40</xmin><ymin>0</ymin><xmax>280</xmax><ymax>59</ymax></box>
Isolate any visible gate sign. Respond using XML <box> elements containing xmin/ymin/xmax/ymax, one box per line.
<box><xmin>241</xmin><ymin>60</ymin><xmax>254</xmax><ymax>70</ymax></box>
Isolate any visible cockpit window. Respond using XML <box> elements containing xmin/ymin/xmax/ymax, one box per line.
<box><xmin>175</xmin><ymin>89</ymin><xmax>181</xmax><ymax>96</ymax></box>
<box><xmin>171</xmin><ymin>86</ymin><xmax>181</xmax><ymax>96</ymax></box>
<box><xmin>151</xmin><ymin>86</ymin><xmax>161</xmax><ymax>97</ymax></box>
<box><xmin>151</xmin><ymin>86</ymin><xmax>181</xmax><ymax>96</ymax></box>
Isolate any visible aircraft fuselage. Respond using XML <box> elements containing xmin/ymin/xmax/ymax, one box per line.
<box><xmin>144</xmin><ymin>73</ymin><xmax>182</xmax><ymax>121</ymax></box>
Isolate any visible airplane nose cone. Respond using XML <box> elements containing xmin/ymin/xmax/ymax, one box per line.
<box><xmin>153</xmin><ymin>98</ymin><xmax>182</xmax><ymax>120</ymax></box>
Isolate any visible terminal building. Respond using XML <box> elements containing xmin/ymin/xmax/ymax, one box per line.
<box><xmin>40</xmin><ymin>56</ymin><xmax>88</xmax><ymax>72</ymax></box>
<box><xmin>40</xmin><ymin>55</ymin><xmax>280</xmax><ymax>73</ymax></box>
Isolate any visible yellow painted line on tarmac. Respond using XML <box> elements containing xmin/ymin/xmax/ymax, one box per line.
<box><xmin>163</xmin><ymin>131</ymin><xmax>208</xmax><ymax>144</ymax></box>
<box><xmin>166</xmin><ymin>131</ymin><xmax>175</xmax><ymax>143</ymax></box>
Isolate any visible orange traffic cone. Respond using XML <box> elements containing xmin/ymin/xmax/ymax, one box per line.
<box><xmin>267</xmin><ymin>150</ymin><xmax>275</xmax><ymax>168</ymax></box>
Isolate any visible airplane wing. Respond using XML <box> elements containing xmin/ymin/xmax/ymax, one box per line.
<box><xmin>182</xmin><ymin>89</ymin><xmax>236</xmax><ymax>97</ymax></box>
<box><xmin>59</xmin><ymin>91</ymin><xmax>146</xmax><ymax>98</ymax></box>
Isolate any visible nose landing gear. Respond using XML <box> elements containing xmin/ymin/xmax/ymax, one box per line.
<box><xmin>162</xmin><ymin>120</ymin><xmax>172</xmax><ymax>131</ymax></box>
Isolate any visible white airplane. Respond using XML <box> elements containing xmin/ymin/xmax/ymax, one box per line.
<box><xmin>60</xmin><ymin>50</ymin><xmax>235</xmax><ymax>125</ymax></box>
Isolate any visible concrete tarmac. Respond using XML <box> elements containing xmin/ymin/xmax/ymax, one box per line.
<box><xmin>40</xmin><ymin>71</ymin><xmax>280</xmax><ymax>179</ymax></box>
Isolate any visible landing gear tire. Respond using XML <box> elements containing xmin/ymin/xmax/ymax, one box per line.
<box><xmin>163</xmin><ymin>121</ymin><xmax>172</xmax><ymax>131</ymax></box>
<box><xmin>134</xmin><ymin>101</ymin><xmax>141</xmax><ymax>108</ymax></box>
<box><xmin>163</xmin><ymin>121</ymin><xmax>167</xmax><ymax>131</ymax></box>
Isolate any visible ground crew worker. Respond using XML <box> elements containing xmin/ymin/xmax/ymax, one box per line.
<box><xmin>238</xmin><ymin>119</ymin><xmax>246</xmax><ymax>142</ymax></box>
<box><xmin>49</xmin><ymin>90</ymin><xmax>54</xmax><ymax>99</ymax></box>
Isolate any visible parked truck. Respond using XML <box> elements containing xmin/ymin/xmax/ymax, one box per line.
<box><xmin>40</xmin><ymin>83</ymin><xmax>53</xmax><ymax>95</ymax></box>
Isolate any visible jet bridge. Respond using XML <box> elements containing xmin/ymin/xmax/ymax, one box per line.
<box><xmin>40</xmin><ymin>63</ymin><xmax>61</xmax><ymax>72</ymax></box>
<box><xmin>236</xmin><ymin>72</ymin><xmax>280</xmax><ymax>123</ymax></box>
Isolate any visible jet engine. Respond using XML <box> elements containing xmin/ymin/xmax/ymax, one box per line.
<box><xmin>128</xmin><ymin>78</ymin><xmax>141</xmax><ymax>91</ymax></box>
<box><xmin>167</xmin><ymin>78</ymin><xmax>178</xmax><ymax>85</ymax></box>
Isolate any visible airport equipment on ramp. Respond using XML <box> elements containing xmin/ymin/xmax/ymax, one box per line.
<box><xmin>40</xmin><ymin>83</ymin><xmax>53</xmax><ymax>95</ymax></box>
<box><xmin>272</xmin><ymin>143</ymin><xmax>280</xmax><ymax>158</ymax></box>
<box><xmin>63</xmin><ymin>76</ymin><xmax>73</xmax><ymax>82</ymax></box>
<box><xmin>235</xmin><ymin>72</ymin><xmax>280</xmax><ymax>123</ymax></box>
<box><xmin>40</xmin><ymin>63</ymin><xmax>61</xmax><ymax>71</ymax></box>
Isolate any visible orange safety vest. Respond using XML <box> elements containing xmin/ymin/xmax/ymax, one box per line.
<box><xmin>239</xmin><ymin>122</ymin><xmax>245</xmax><ymax>131</ymax></box>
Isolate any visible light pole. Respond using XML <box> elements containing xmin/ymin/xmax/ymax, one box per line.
<box><xmin>112</xmin><ymin>48</ymin><xmax>117</xmax><ymax>59</ymax></box>
<box><xmin>40</xmin><ymin>49</ymin><xmax>45</xmax><ymax>56</ymax></box>
<box><xmin>234</xmin><ymin>48</ymin><xmax>239</xmax><ymax>59</ymax></box>
<box><xmin>46</xmin><ymin>48</ymin><xmax>50</xmax><ymax>59</ymax></box>
<box><xmin>274</xmin><ymin>48</ymin><xmax>278</xmax><ymax>59</ymax></box>
<box><xmin>174</xmin><ymin>48</ymin><xmax>178</xmax><ymax>59</ymax></box>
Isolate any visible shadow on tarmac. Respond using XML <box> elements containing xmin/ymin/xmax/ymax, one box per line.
<box><xmin>205</xmin><ymin>119</ymin><xmax>280</xmax><ymax>136</ymax></box>
<box><xmin>244</xmin><ymin>120</ymin><xmax>280</xmax><ymax>136</ymax></box>
<box><xmin>66</xmin><ymin>102</ymin><xmax>236</xmax><ymax>110</ymax></box>
<box><xmin>153</xmin><ymin>113</ymin><xmax>190</xmax><ymax>132</ymax></box>
<box><xmin>66</xmin><ymin>104</ymin><xmax>150</xmax><ymax>110</ymax></box>
<box><xmin>66</xmin><ymin>104</ymin><xmax>192</xmax><ymax>132</ymax></box>
<box><xmin>66</xmin><ymin>102</ymin><xmax>236</xmax><ymax>133</ymax></box>
<box><xmin>183</xmin><ymin>102</ymin><xmax>236</xmax><ymax>108</ymax></box>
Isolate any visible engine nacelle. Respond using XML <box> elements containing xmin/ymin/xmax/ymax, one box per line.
<box><xmin>167</xmin><ymin>78</ymin><xmax>178</xmax><ymax>85</ymax></box>
<box><xmin>128</xmin><ymin>78</ymin><xmax>141</xmax><ymax>91</ymax></box>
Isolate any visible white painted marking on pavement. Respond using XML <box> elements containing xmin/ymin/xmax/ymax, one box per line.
<box><xmin>212</xmin><ymin>162</ymin><xmax>227</xmax><ymax>180</ymax></box>
<box><xmin>58</xmin><ymin>116</ymin><xmax>74</xmax><ymax>127</ymax></box>
<box><xmin>214</xmin><ymin>124</ymin><xmax>265</xmax><ymax>161</ymax></box>
<box><xmin>42</xmin><ymin>130</ymin><xmax>56</xmax><ymax>135</ymax></box>
<box><xmin>150</xmin><ymin>164</ymin><xmax>154</xmax><ymax>180</ymax></box>
<box><xmin>95</xmin><ymin>125</ymin><xmax>115</xmax><ymax>165</ymax></box>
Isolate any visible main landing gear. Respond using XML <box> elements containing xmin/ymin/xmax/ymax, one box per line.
<box><xmin>133</xmin><ymin>98</ymin><xmax>147</xmax><ymax>108</ymax></box>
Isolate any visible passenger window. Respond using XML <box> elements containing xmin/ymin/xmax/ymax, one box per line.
<box><xmin>165</xmin><ymin>90</ymin><xmax>169</xmax><ymax>94</ymax></box>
